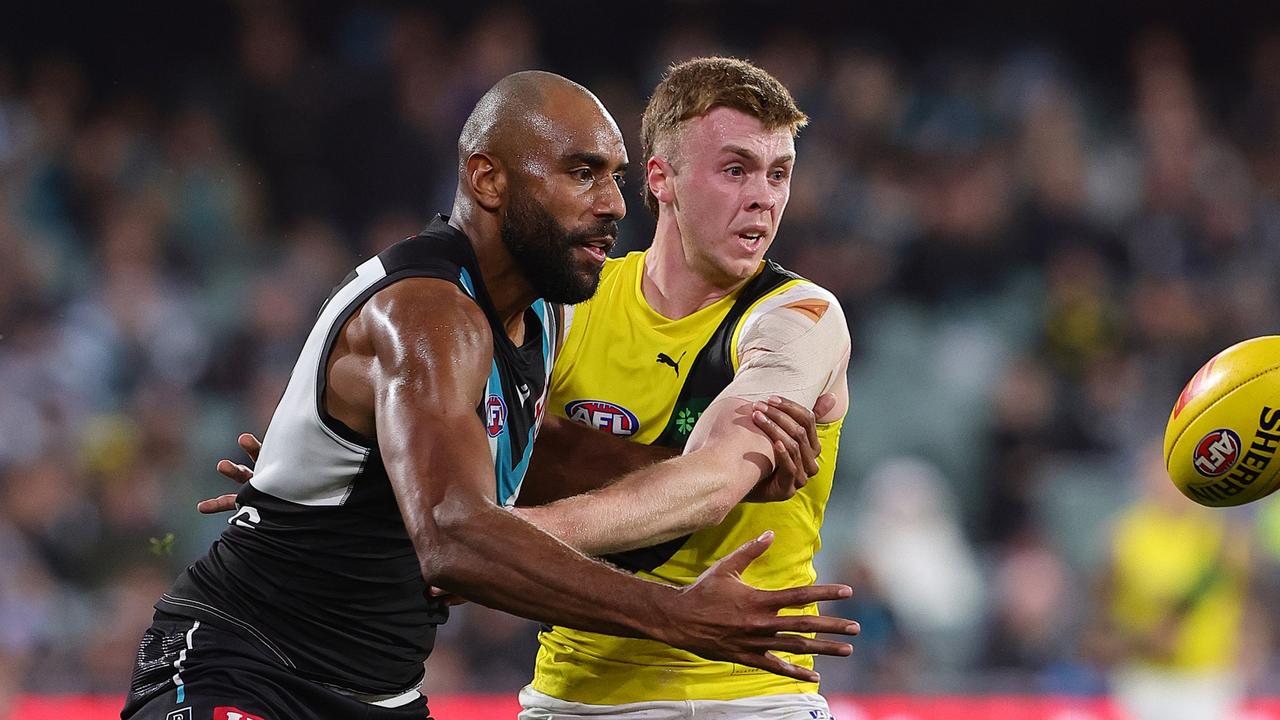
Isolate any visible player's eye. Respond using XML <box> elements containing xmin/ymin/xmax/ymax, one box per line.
<box><xmin>725</xmin><ymin>166</ymin><xmax>744</xmax><ymax>177</ymax></box>
<box><xmin>571</xmin><ymin>168</ymin><xmax>594</xmax><ymax>183</ymax></box>
<box><xmin>770</xmin><ymin>168</ymin><xmax>789</xmax><ymax>182</ymax></box>
<box><xmin>612</xmin><ymin>173</ymin><xmax>626</xmax><ymax>188</ymax></box>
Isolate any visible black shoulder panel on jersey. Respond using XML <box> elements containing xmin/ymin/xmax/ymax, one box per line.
<box><xmin>314</xmin><ymin>217</ymin><xmax>483</xmax><ymax>447</ymax></box>
<box><xmin>603</xmin><ymin>260</ymin><xmax>801</xmax><ymax>573</ymax></box>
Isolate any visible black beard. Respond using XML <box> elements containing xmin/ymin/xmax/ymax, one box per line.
<box><xmin>500</xmin><ymin>190</ymin><xmax>613</xmax><ymax>305</ymax></box>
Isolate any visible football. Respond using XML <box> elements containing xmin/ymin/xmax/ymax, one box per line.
<box><xmin>1164</xmin><ymin>336</ymin><xmax>1280</xmax><ymax>506</ymax></box>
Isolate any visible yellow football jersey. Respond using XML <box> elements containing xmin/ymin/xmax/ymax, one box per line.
<box><xmin>530</xmin><ymin>250</ymin><xmax>845</xmax><ymax>703</ymax></box>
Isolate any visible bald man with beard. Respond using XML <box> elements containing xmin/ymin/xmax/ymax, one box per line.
<box><xmin>120</xmin><ymin>72</ymin><xmax>857</xmax><ymax>720</ymax></box>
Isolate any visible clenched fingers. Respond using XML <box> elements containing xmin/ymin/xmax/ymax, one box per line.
<box><xmin>755</xmin><ymin>401</ymin><xmax>816</xmax><ymax>477</ymax></box>
<box><xmin>755</xmin><ymin>412</ymin><xmax>801</xmax><ymax>483</ymax></box>
<box><xmin>768</xmin><ymin>396</ymin><xmax>822</xmax><ymax>470</ymax></box>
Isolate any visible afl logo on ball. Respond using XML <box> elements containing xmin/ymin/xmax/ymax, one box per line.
<box><xmin>1193</xmin><ymin>429</ymin><xmax>1241</xmax><ymax>477</ymax></box>
<box><xmin>566</xmin><ymin>399</ymin><xmax>640</xmax><ymax>437</ymax></box>
<box><xmin>484</xmin><ymin>395</ymin><xmax>507</xmax><ymax>437</ymax></box>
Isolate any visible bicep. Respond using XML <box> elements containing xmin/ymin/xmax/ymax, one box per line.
<box><xmin>362</xmin><ymin>281</ymin><xmax>498</xmax><ymax>522</ymax></box>
<box><xmin>680</xmin><ymin>292</ymin><xmax>852</xmax><ymax>474</ymax></box>
<box><xmin>376</xmin><ymin>378</ymin><xmax>495</xmax><ymax>505</ymax></box>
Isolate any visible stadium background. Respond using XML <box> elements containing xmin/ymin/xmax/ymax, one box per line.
<box><xmin>4</xmin><ymin>1</ymin><xmax>1280</xmax><ymax>717</ymax></box>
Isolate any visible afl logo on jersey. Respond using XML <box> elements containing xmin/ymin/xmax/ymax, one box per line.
<box><xmin>1193</xmin><ymin>428</ymin><xmax>1241</xmax><ymax>477</ymax></box>
<box><xmin>484</xmin><ymin>395</ymin><xmax>507</xmax><ymax>437</ymax></box>
<box><xmin>566</xmin><ymin>399</ymin><xmax>639</xmax><ymax>437</ymax></box>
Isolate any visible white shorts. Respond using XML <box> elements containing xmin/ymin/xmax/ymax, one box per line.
<box><xmin>518</xmin><ymin>686</ymin><xmax>833</xmax><ymax>720</ymax></box>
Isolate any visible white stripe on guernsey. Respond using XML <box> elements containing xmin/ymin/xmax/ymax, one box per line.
<box><xmin>171</xmin><ymin>620</ymin><xmax>199</xmax><ymax>702</ymax></box>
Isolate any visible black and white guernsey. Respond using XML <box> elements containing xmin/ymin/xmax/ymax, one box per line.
<box><xmin>157</xmin><ymin>216</ymin><xmax>556</xmax><ymax>696</ymax></box>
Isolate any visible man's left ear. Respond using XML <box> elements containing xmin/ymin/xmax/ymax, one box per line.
<box><xmin>466</xmin><ymin>152</ymin><xmax>508</xmax><ymax>212</ymax></box>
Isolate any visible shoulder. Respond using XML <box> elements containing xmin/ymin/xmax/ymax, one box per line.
<box><xmin>354</xmin><ymin>277</ymin><xmax>494</xmax><ymax>366</ymax></box>
<box><xmin>740</xmin><ymin>277</ymin><xmax>849</xmax><ymax>345</ymax></box>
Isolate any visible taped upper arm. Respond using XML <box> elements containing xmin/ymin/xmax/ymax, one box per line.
<box><xmin>723</xmin><ymin>285</ymin><xmax>851</xmax><ymax>416</ymax></box>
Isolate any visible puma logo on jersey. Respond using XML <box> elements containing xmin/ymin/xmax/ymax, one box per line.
<box><xmin>656</xmin><ymin>351</ymin><xmax>687</xmax><ymax>377</ymax></box>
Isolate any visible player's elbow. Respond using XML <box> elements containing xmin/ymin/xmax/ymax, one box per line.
<box><xmin>699</xmin><ymin>493</ymin><xmax>738</xmax><ymax>529</ymax></box>
<box><xmin>415</xmin><ymin>494</ymin><xmax>483</xmax><ymax>586</ymax></box>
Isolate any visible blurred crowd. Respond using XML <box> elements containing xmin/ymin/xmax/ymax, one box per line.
<box><xmin>4</xmin><ymin>2</ymin><xmax>1280</xmax><ymax>714</ymax></box>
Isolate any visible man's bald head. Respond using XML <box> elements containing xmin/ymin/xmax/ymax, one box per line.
<box><xmin>449</xmin><ymin>71</ymin><xmax>627</xmax><ymax>305</ymax></box>
<box><xmin>457</xmin><ymin>70</ymin><xmax>613</xmax><ymax>173</ymax></box>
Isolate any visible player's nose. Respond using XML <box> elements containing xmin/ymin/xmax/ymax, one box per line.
<box><xmin>595</xmin><ymin>176</ymin><xmax>626</xmax><ymax>222</ymax></box>
<box><xmin>743</xmin><ymin>174</ymin><xmax>777</xmax><ymax>213</ymax></box>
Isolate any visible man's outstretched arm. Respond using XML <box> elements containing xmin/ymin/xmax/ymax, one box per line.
<box><xmin>516</xmin><ymin>296</ymin><xmax>851</xmax><ymax>554</ymax></box>
<box><xmin>516</xmin><ymin>397</ymin><xmax>826</xmax><ymax>508</ymax></box>
<box><xmin>356</xmin><ymin>279</ymin><xmax>857</xmax><ymax>681</ymax></box>
<box><xmin>204</xmin><ymin>395</ymin><xmax>822</xmax><ymax>514</ymax></box>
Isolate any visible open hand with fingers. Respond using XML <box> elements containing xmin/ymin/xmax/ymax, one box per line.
<box><xmin>199</xmin><ymin>433</ymin><xmax>262</xmax><ymax>514</ymax></box>
<box><xmin>653</xmin><ymin>530</ymin><xmax>858</xmax><ymax>682</ymax></box>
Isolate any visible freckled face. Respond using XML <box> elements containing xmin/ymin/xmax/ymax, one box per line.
<box><xmin>662</xmin><ymin>107</ymin><xmax>795</xmax><ymax>286</ymax></box>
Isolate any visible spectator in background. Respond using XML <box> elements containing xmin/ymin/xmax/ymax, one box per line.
<box><xmin>851</xmin><ymin>457</ymin><xmax>986</xmax><ymax>686</ymax></box>
<box><xmin>1086</xmin><ymin>443</ymin><xmax>1262</xmax><ymax>720</ymax></box>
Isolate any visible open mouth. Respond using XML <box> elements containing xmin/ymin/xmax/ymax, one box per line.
<box><xmin>577</xmin><ymin>237</ymin><xmax>613</xmax><ymax>263</ymax></box>
<box><xmin>736</xmin><ymin>229</ymin><xmax>767</xmax><ymax>252</ymax></box>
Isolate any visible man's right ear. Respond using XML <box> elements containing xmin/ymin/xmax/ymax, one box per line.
<box><xmin>647</xmin><ymin>156</ymin><xmax>675</xmax><ymax>206</ymax></box>
<box><xmin>465</xmin><ymin>152</ymin><xmax>506</xmax><ymax>212</ymax></box>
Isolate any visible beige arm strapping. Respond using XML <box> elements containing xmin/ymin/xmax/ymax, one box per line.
<box><xmin>721</xmin><ymin>292</ymin><xmax>851</xmax><ymax>408</ymax></box>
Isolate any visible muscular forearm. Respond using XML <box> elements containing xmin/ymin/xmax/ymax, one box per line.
<box><xmin>515</xmin><ymin>447</ymin><xmax>760</xmax><ymax>555</ymax></box>
<box><xmin>424</xmin><ymin>495</ymin><xmax>678</xmax><ymax>639</ymax></box>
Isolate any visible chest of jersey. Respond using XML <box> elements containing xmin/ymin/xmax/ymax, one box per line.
<box><xmin>552</xmin><ymin>295</ymin><xmax>733</xmax><ymax>446</ymax></box>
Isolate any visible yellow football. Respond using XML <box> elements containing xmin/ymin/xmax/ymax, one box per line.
<box><xmin>1164</xmin><ymin>336</ymin><xmax>1280</xmax><ymax>506</ymax></box>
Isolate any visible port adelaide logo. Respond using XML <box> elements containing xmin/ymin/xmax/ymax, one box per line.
<box><xmin>1193</xmin><ymin>428</ymin><xmax>1241</xmax><ymax>477</ymax></box>
<box><xmin>566</xmin><ymin>399</ymin><xmax>639</xmax><ymax>436</ymax></box>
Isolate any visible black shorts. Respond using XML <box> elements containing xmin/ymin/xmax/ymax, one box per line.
<box><xmin>121</xmin><ymin>611</ymin><xmax>432</xmax><ymax>720</ymax></box>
